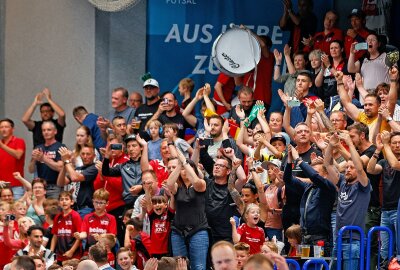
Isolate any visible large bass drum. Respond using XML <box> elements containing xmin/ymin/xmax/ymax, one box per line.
<box><xmin>211</xmin><ymin>27</ymin><xmax>261</xmax><ymax>77</ymax></box>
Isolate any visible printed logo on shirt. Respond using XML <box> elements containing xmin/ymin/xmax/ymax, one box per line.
<box><xmin>89</xmin><ymin>227</ymin><xmax>107</xmax><ymax>234</ymax></box>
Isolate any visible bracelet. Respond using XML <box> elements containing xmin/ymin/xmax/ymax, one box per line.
<box><xmin>275</xmin><ymin>64</ymin><xmax>281</xmax><ymax>67</ymax></box>
<box><xmin>239</xmin><ymin>118</ymin><xmax>246</xmax><ymax>121</ymax></box>
<box><xmin>183</xmin><ymin>159</ymin><xmax>190</xmax><ymax>165</ymax></box>
<box><xmin>249</xmin><ymin>168</ymin><xmax>256</xmax><ymax>173</ymax></box>
<box><xmin>167</xmin><ymin>142</ymin><xmax>174</xmax><ymax>146</ymax></box>
<box><xmin>373</xmin><ymin>154</ymin><xmax>380</xmax><ymax>159</ymax></box>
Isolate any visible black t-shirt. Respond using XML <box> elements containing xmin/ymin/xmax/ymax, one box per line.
<box><xmin>30</xmin><ymin>119</ymin><xmax>65</xmax><ymax>147</ymax></box>
<box><xmin>134</xmin><ymin>100</ymin><xmax>162</xmax><ymax>131</ymax></box>
<box><xmin>379</xmin><ymin>159</ymin><xmax>400</xmax><ymax>210</ymax></box>
<box><xmin>320</xmin><ymin>61</ymin><xmax>349</xmax><ymax>108</ymax></box>
<box><xmin>75</xmin><ymin>164</ymin><xmax>98</xmax><ymax>209</ymax></box>
<box><xmin>36</xmin><ymin>141</ymin><xmax>65</xmax><ymax>185</ymax></box>
<box><xmin>360</xmin><ymin>145</ymin><xmax>382</xmax><ymax>208</ymax></box>
<box><xmin>205</xmin><ymin>177</ymin><xmax>239</xmax><ymax>242</ymax></box>
<box><xmin>158</xmin><ymin>113</ymin><xmax>192</xmax><ymax>139</ymax></box>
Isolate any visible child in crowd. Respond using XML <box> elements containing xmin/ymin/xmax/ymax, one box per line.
<box><xmin>43</xmin><ymin>205</ymin><xmax>60</xmax><ymax>248</ymax></box>
<box><xmin>50</xmin><ymin>191</ymin><xmax>82</xmax><ymax>263</ymax></box>
<box><xmin>285</xmin><ymin>224</ymin><xmax>302</xmax><ymax>257</ymax></box>
<box><xmin>98</xmin><ymin>233</ymin><xmax>117</xmax><ymax>268</ymax></box>
<box><xmin>0</xmin><ymin>201</ymin><xmax>19</xmax><ymax>269</ymax></box>
<box><xmin>117</xmin><ymin>247</ymin><xmax>138</xmax><ymax>270</ymax></box>
<box><xmin>261</xmin><ymin>241</ymin><xmax>279</xmax><ymax>254</ymax></box>
<box><xmin>234</xmin><ymin>242</ymin><xmax>250</xmax><ymax>270</ymax></box>
<box><xmin>76</xmin><ymin>189</ymin><xmax>117</xmax><ymax>254</ymax></box>
<box><xmin>123</xmin><ymin>209</ymin><xmax>133</xmax><ymax>225</ymax></box>
<box><xmin>178</xmin><ymin>78</ymin><xmax>195</xmax><ymax>112</ymax></box>
<box><xmin>146</xmin><ymin>119</ymin><xmax>163</xmax><ymax>161</ymax></box>
<box><xmin>13</xmin><ymin>200</ymin><xmax>27</xmax><ymax>220</ymax></box>
<box><xmin>231</xmin><ymin>203</ymin><xmax>266</xmax><ymax>254</ymax></box>
<box><xmin>144</xmin><ymin>193</ymin><xmax>175</xmax><ymax>258</ymax></box>
<box><xmin>163</xmin><ymin>123</ymin><xmax>193</xmax><ymax>158</ymax></box>
<box><xmin>124</xmin><ymin>218</ymin><xmax>151</xmax><ymax>270</ymax></box>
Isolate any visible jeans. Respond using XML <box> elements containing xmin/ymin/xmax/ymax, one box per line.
<box><xmin>331</xmin><ymin>210</ymin><xmax>337</xmax><ymax>250</ymax></box>
<box><xmin>265</xmin><ymin>228</ymin><xmax>283</xmax><ymax>242</ymax></box>
<box><xmin>171</xmin><ymin>230</ymin><xmax>209</xmax><ymax>270</ymax></box>
<box><xmin>330</xmin><ymin>240</ymin><xmax>361</xmax><ymax>270</ymax></box>
<box><xmin>365</xmin><ymin>206</ymin><xmax>381</xmax><ymax>270</ymax></box>
<box><xmin>380</xmin><ymin>210</ymin><xmax>397</xmax><ymax>260</ymax></box>
<box><xmin>12</xmin><ymin>186</ymin><xmax>25</xmax><ymax>200</ymax></box>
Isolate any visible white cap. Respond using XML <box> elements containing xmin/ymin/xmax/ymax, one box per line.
<box><xmin>143</xmin><ymin>78</ymin><xmax>159</xmax><ymax>88</ymax></box>
<box><xmin>261</xmin><ymin>159</ymin><xmax>282</xmax><ymax>170</ymax></box>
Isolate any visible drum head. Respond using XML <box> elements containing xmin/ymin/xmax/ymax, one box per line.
<box><xmin>211</xmin><ymin>28</ymin><xmax>261</xmax><ymax>76</ymax></box>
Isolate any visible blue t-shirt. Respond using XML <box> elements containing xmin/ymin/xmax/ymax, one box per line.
<box><xmin>36</xmin><ymin>141</ymin><xmax>65</xmax><ymax>185</ymax></box>
<box><xmin>148</xmin><ymin>138</ymin><xmax>162</xmax><ymax>161</ymax></box>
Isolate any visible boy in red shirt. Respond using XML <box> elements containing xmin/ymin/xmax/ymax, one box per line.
<box><xmin>144</xmin><ymin>178</ymin><xmax>175</xmax><ymax>258</ymax></box>
<box><xmin>125</xmin><ymin>218</ymin><xmax>151</xmax><ymax>270</ymax></box>
<box><xmin>98</xmin><ymin>233</ymin><xmax>117</xmax><ymax>268</ymax></box>
<box><xmin>50</xmin><ymin>191</ymin><xmax>82</xmax><ymax>263</ymax></box>
<box><xmin>75</xmin><ymin>188</ymin><xmax>117</xmax><ymax>254</ymax></box>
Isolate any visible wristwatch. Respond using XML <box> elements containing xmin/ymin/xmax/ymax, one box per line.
<box><xmin>64</xmin><ymin>160</ymin><xmax>71</xmax><ymax>165</ymax></box>
<box><xmin>386</xmin><ymin>116</ymin><xmax>393</xmax><ymax>122</ymax></box>
<box><xmin>294</xmin><ymin>157</ymin><xmax>303</xmax><ymax>166</ymax></box>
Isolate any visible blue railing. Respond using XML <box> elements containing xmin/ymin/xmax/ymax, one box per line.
<box><xmin>336</xmin><ymin>225</ymin><xmax>365</xmax><ymax>270</ymax></box>
<box><xmin>286</xmin><ymin>259</ymin><xmax>301</xmax><ymax>270</ymax></box>
<box><xmin>366</xmin><ymin>226</ymin><xmax>393</xmax><ymax>270</ymax></box>
<box><xmin>302</xmin><ymin>259</ymin><xmax>330</xmax><ymax>269</ymax></box>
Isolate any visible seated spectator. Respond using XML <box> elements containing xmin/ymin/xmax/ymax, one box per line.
<box><xmin>234</xmin><ymin>242</ymin><xmax>250</xmax><ymax>270</ymax></box>
<box><xmin>124</xmin><ymin>218</ymin><xmax>151</xmax><ymax>270</ymax></box>
<box><xmin>285</xmin><ymin>224</ymin><xmax>302</xmax><ymax>257</ymax></box>
<box><xmin>98</xmin><ymin>233</ymin><xmax>117</xmax><ymax>268</ymax></box>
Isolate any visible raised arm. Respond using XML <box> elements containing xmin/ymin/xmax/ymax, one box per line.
<box><xmin>183</xmin><ymin>88</ymin><xmax>203</xmax><ymax>127</ymax></box>
<box><xmin>227</xmin><ymin>161</ymin><xmax>244</xmax><ymax>214</ymax></box>
<box><xmin>388</xmin><ymin>66</ymin><xmax>399</xmax><ymax>115</ymax></box>
<box><xmin>323</xmin><ymin>140</ymin><xmax>341</xmax><ymax>185</ymax></box>
<box><xmin>202</xmin><ymin>83</ymin><xmax>216</xmax><ymax>112</ymax></box>
<box><xmin>22</xmin><ymin>92</ymin><xmax>42</xmax><ymax>130</ymax></box>
<box><xmin>339</xmin><ymin>131</ymin><xmax>368</xmax><ymax>186</ymax></box>
<box><xmin>283</xmin><ymin>45</ymin><xmax>296</xmax><ymax>74</ymax></box>
<box><xmin>273</xmin><ymin>49</ymin><xmax>283</xmax><ymax>81</ymax></box>
<box><xmin>366</xmin><ymin>133</ymin><xmax>384</xmax><ymax>175</ymax></box>
<box><xmin>165</xmin><ymin>160</ymin><xmax>182</xmax><ymax>195</ymax></box>
<box><xmin>12</xmin><ymin>172</ymin><xmax>32</xmax><ymax>191</ymax></box>
<box><xmin>176</xmin><ymin>145</ymin><xmax>206</xmax><ymax>192</ymax></box>
<box><xmin>382</xmin><ymin>130</ymin><xmax>400</xmax><ymax>170</ymax></box>
<box><xmin>347</xmin><ymin>42</ymin><xmax>361</xmax><ymax>73</ymax></box>
<box><xmin>214</xmin><ymin>81</ymin><xmax>232</xmax><ymax>112</ymax></box>
<box><xmin>335</xmin><ymin>71</ymin><xmax>360</xmax><ymax>121</ymax></box>
<box><xmin>42</xmin><ymin>88</ymin><xmax>66</xmax><ymax>127</ymax></box>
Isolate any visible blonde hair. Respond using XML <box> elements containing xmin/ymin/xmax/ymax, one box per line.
<box><xmin>243</xmin><ymin>203</ymin><xmax>260</xmax><ymax>223</ymax></box>
<box><xmin>99</xmin><ymin>233</ymin><xmax>116</xmax><ymax>249</ymax></box>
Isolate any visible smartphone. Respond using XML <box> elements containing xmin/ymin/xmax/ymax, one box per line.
<box><xmin>288</xmin><ymin>98</ymin><xmax>301</xmax><ymax>108</ymax></box>
<box><xmin>355</xmin><ymin>42</ymin><xmax>368</xmax><ymax>51</ymax></box>
<box><xmin>200</xmin><ymin>138</ymin><xmax>214</xmax><ymax>146</ymax></box>
<box><xmin>107</xmin><ymin>128</ymin><xmax>114</xmax><ymax>135</ymax></box>
<box><xmin>163</xmin><ymin>97</ymin><xmax>169</xmax><ymax>104</ymax></box>
<box><xmin>5</xmin><ymin>214</ymin><xmax>16</xmax><ymax>221</ymax></box>
<box><xmin>110</xmin><ymin>143</ymin><xmax>123</xmax><ymax>150</ymax></box>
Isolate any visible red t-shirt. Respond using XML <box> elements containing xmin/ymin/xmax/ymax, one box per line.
<box><xmin>305</xmin><ymin>28</ymin><xmax>343</xmax><ymax>55</ymax></box>
<box><xmin>107</xmin><ymin>251</ymin><xmax>115</xmax><ymax>267</ymax></box>
<box><xmin>149</xmin><ymin>160</ymin><xmax>169</xmax><ymax>188</ymax></box>
<box><xmin>237</xmin><ymin>223</ymin><xmax>265</xmax><ymax>254</ymax></box>
<box><xmin>81</xmin><ymin>212</ymin><xmax>117</xmax><ymax>248</ymax></box>
<box><xmin>243</xmin><ymin>54</ymin><xmax>274</xmax><ymax>105</ymax></box>
<box><xmin>94</xmin><ymin>154</ymin><xmax>129</xmax><ymax>212</ymax></box>
<box><xmin>214</xmin><ymin>73</ymin><xmax>236</xmax><ymax>115</ymax></box>
<box><xmin>0</xmin><ymin>222</ymin><xmax>19</xmax><ymax>266</ymax></box>
<box><xmin>52</xmin><ymin>210</ymin><xmax>82</xmax><ymax>262</ymax></box>
<box><xmin>344</xmin><ymin>28</ymin><xmax>370</xmax><ymax>60</ymax></box>
<box><xmin>147</xmin><ymin>207</ymin><xmax>175</xmax><ymax>255</ymax></box>
<box><xmin>130</xmin><ymin>232</ymin><xmax>151</xmax><ymax>270</ymax></box>
<box><xmin>0</xmin><ymin>136</ymin><xmax>25</xmax><ymax>186</ymax></box>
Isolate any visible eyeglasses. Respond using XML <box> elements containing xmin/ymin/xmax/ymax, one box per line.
<box><xmin>93</xmin><ymin>201</ymin><xmax>107</xmax><ymax>205</ymax></box>
<box><xmin>214</xmin><ymin>163</ymin><xmax>230</xmax><ymax>169</ymax></box>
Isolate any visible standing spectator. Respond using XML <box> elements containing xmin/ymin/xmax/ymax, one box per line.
<box><xmin>109</xmin><ymin>87</ymin><xmax>135</xmax><ymax>124</ymax></box>
<box><xmin>94</xmin><ymin>136</ymin><xmax>129</xmax><ymax>246</ymax></box>
<box><xmin>134</xmin><ymin>79</ymin><xmax>162</xmax><ymax>132</ymax></box>
<box><xmin>72</xmin><ymin>125</ymin><xmax>100</xmax><ymax>167</ymax></box>
<box><xmin>166</xmin><ymin>146</ymin><xmax>209</xmax><ymax>270</ymax></box>
<box><xmin>325</xmin><ymin>132</ymin><xmax>370</xmax><ymax>270</ymax></box>
<box><xmin>0</xmin><ymin>118</ymin><xmax>26</xmax><ymax>200</ymax></box>
<box><xmin>102</xmin><ymin>134</ymin><xmax>143</xmax><ymax>207</ymax></box>
<box><xmin>347</xmin><ymin>32</ymin><xmax>390</xmax><ymax>104</ymax></box>
<box><xmin>279</xmin><ymin>0</ymin><xmax>317</xmax><ymax>53</ymax></box>
<box><xmin>213</xmin><ymin>73</ymin><xmax>236</xmax><ymax>117</ymax></box>
<box><xmin>178</xmin><ymin>78</ymin><xmax>195</xmax><ymax>112</ymax></box>
<box><xmin>367</xmin><ymin>131</ymin><xmax>400</xmax><ymax>262</ymax></box>
<box><xmin>303</xmin><ymin>10</ymin><xmax>343</xmax><ymax>55</ymax></box>
<box><xmin>344</xmin><ymin>9</ymin><xmax>370</xmax><ymax>60</ymax></box>
<box><xmin>362</xmin><ymin>0</ymin><xmax>392</xmax><ymax>38</ymax></box>
<box><xmin>73</xmin><ymin>106</ymin><xmax>107</xmax><ymax>150</ymax></box>
<box><xmin>22</xmin><ymin>88</ymin><xmax>66</xmax><ymax>147</ymax></box>
<box><xmin>28</xmin><ymin>121</ymin><xmax>65</xmax><ymax>199</ymax></box>
<box><xmin>146</xmin><ymin>92</ymin><xmax>192</xmax><ymax>139</ymax></box>
<box><xmin>145</xmin><ymin>119</ymin><xmax>163</xmax><ymax>161</ymax></box>
<box><xmin>50</xmin><ymin>191</ymin><xmax>82</xmax><ymax>263</ymax></box>
<box><xmin>57</xmin><ymin>145</ymin><xmax>98</xmax><ymax>219</ymax></box>
<box><xmin>128</xmin><ymin>92</ymin><xmax>143</xmax><ymax>110</ymax></box>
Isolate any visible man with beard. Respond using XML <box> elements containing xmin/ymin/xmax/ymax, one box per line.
<box><xmin>146</xmin><ymin>92</ymin><xmax>191</xmax><ymax>139</ymax></box>
<box><xmin>229</xmin><ymin>87</ymin><xmax>263</xmax><ymax>129</ymax></box>
<box><xmin>16</xmin><ymin>225</ymin><xmax>55</xmax><ymax>269</ymax></box>
<box><xmin>367</xmin><ymin>131</ymin><xmax>400</xmax><ymax>262</ymax></box>
<box><xmin>134</xmin><ymin>79</ymin><xmax>161</xmax><ymax>132</ymax></box>
<box><xmin>325</xmin><ymin>131</ymin><xmax>370</xmax><ymax>270</ymax></box>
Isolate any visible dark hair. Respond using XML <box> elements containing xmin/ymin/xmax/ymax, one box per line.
<box><xmin>329</xmin><ymin>39</ymin><xmax>346</xmax><ymax>59</ymax></box>
<box><xmin>112</xmin><ymin>115</ymin><xmax>126</xmax><ymax>123</ymax></box>
<box><xmin>31</xmin><ymin>178</ymin><xmax>47</xmax><ymax>190</ymax></box>
<box><xmin>347</xmin><ymin>122</ymin><xmax>369</xmax><ymax>140</ymax></box>
<box><xmin>0</xmin><ymin>118</ymin><xmax>14</xmax><ymax>128</ymax></box>
<box><xmin>12</xmin><ymin>255</ymin><xmax>36</xmax><ymax>270</ymax></box>
<box><xmin>126</xmin><ymin>217</ymin><xmax>143</xmax><ymax>231</ymax></box>
<box><xmin>89</xmin><ymin>244</ymin><xmax>108</xmax><ymax>263</ymax></box>
<box><xmin>390</xmin><ymin>132</ymin><xmax>400</xmax><ymax>142</ymax></box>
<box><xmin>113</xmin><ymin>87</ymin><xmax>129</xmax><ymax>99</ymax></box>
<box><xmin>27</xmin><ymin>225</ymin><xmax>44</xmax><ymax>236</ymax></box>
<box><xmin>151</xmin><ymin>195</ymin><xmax>167</xmax><ymax>205</ymax></box>
<box><xmin>242</xmin><ymin>182</ymin><xmax>257</xmax><ymax>195</ymax></box>
<box><xmin>297</xmin><ymin>71</ymin><xmax>312</xmax><ymax>81</ymax></box>
<box><xmin>59</xmin><ymin>190</ymin><xmax>73</xmax><ymax>201</ymax></box>
<box><xmin>40</xmin><ymin>103</ymin><xmax>54</xmax><ymax>112</ymax></box>
<box><xmin>44</xmin><ymin>205</ymin><xmax>60</xmax><ymax>220</ymax></box>
<box><xmin>365</xmin><ymin>93</ymin><xmax>381</xmax><ymax>105</ymax></box>
<box><xmin>161</xmin><ymin>91</ymin><xmax>177</xmax><ymax>101</ymax></box>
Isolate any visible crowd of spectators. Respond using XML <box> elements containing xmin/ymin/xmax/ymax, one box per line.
<box><xmin>0</xmin><ymin>0</ymin><xmax>397</xmax><ymax>270</ymax></box>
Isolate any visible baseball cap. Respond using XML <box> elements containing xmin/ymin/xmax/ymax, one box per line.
<box><xmin>124</xmin><ymin>134</ymin><xmax>137</xmax><ymax>143</ymax></box>
<box><xmin>348</xmin><ymin>9</ymin><xmax>365</xmax><ymax>19</ymax></box>
<box><xmin>270</xmin><ymin>134</ymin><xmax>287</xmax><ymax>146</ymax></box>
<box><xmin>261</xmin><ymin>159</ymin><xmax>282</xmax><ymax>170</ymax></box>
<box><xmin>143</xmin><ymin>78</ymin><xmax>159</xmax><ymax>88</ymax></box>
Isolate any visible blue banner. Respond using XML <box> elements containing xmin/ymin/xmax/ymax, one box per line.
<box><xmin>147</xmin><ymin>0</ymin><xmax>333</xmax><ymax>112</ymax></box>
